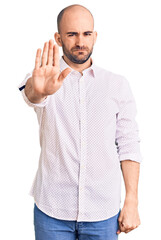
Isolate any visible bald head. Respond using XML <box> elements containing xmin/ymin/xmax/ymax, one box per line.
<box><xmin>57</xmin><ymin>4</ymin><xmax>94</xmax><ymax>33</ymax></box>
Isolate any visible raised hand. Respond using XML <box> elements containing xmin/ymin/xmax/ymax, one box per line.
<box><xmin>25</xmin><ymin>39</ymin><xmax>71</xmax><ymax>103</ymax></box>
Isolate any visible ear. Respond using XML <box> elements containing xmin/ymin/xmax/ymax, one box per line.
<box><xmin>93</xmin><ymin>31</ymin><xmax>97</xmax><ymax>45</ymax></box>
<box><xmin>54</xmin><ymin>32</ymin><xmax>62</xmax><ymax>47</ymax></box>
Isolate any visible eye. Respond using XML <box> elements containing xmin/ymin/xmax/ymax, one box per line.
<box><xmin>84</xmin><ymin>32</ymin><xmax>92</xmax><ymax>36</ymax></box>
<box><xmin>67</xmin><ymin>33</ymin><xmax>77</xmax><ymax>37</ymax></box>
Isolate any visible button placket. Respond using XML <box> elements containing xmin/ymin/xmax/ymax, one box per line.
<box><xmin>77</xmin><ymin>76</ymin><xmax>87</xmax><ymax>221</ymax></box>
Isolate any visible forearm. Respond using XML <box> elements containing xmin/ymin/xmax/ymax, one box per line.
<box><xmin>120</xmin><ymin>160</ymin><xmax>140</xmax><ymax>204</ymax></box>
<box><xmin>25</xmin><ymin>77</ymin><xmax>46</xmax><ymax>103</ymax></box>
<box><xmin>117</xmin><ymin>160</ymin><xmax>141</xmax><ymax>234</ymax></box>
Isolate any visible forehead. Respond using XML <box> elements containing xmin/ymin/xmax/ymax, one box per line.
<box><xmin>60</xmin><ymin>7</ymin><xmax>94</xmax><ymax>32</ymax></box>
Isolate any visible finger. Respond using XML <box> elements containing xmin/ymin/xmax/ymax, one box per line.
<box><xmin>47</xmin><ymin>39</ymin><xmax>54</xmax><ymax>66</ymax></box>
<box><xmin>119</xmin><ymin>222</ymin><xmax>126</xmax><ymax>233</ymax></box>
<box><xmin>125</xmin><ymin>227</ymin><xmax>134</xmax><ymax>233</ymax></box>
<box><xmin>41</xmin><ymin>42</ymin><xmax>48</xmax><ymax>67</ymax></box>
<box><xmin>53</xmin><ymin>44</ymin><xmax>59</xmax><ymax>66</ymax></box>
<box><xmin>126</xmin><ymin>224</ymin><xmax>138</xmax><ymax>233</ymax></box>
<box><xmin>58</xmin><ymin>68</ymin><xmax>71</xmax><ymax>82</ymax></box>
<box><xmin>117</xmin><ymin>217</ymin><xmax>122</xmax><ymax>234</ymax></box>
<box><xmin>121</xmin><ymin>224</ymin><xmax>134</xmax><ymax>234</ymax></box>
<box><xmin>35</xmin><ymin>48</ymin><xmax>41</xmax><ymax>70</ymax></box>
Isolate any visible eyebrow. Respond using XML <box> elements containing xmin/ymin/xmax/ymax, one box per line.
<box><xmin>66</xmin><ymin>31</ymin><xmax>93</xmax><ymax>35</ymax></box>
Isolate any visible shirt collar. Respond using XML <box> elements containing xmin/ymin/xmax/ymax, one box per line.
<box><xmin>60</xmin><ymin>56</ymin><xmax>96</xmax><ymax>78</ymax></box>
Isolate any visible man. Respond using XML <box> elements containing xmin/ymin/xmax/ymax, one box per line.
<box><xmin>18</xmin><ymin>4</ymin><xmax>142</xmax><ymax>240</ymax></box>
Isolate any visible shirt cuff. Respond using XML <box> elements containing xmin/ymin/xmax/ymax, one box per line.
<box><xmin>119</xmin><ymin>153</ymin><xmax>143</xmax><ymax>163</ymax></box>
<box><xmin>21</xmin><ymin>88</ymin><xmax>49</xmax><ymax>108</ymax></box>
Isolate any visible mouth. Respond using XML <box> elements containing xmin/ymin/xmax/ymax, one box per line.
<box><xmin>74</xmin><ymin>50</ymin><xmax>87</xmax><ymax>55</ymax></box>
<box><xmin>75</xmin><ymin>51</ymin><xmax>86</xmax><ymax>56</ymax></box>
<box><xmin>75</xmin><ymin>50</ymin><xmax>85</xmax><ymax>52</ymax></box>
<box><xmin>73</xmin><ymin>48</ymin><xmax>87</xmax><ymax>51</ymax></box>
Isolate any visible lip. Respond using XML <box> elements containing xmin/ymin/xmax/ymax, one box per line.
<box><xmin>74</xmin><ymin>49</ymin><xmax>86</xmax><ymax>51</ymax></box>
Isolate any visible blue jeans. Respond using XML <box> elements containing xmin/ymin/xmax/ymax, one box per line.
<box><xmin>34</xmin><ymin>203</ymin><xmax>120</xmax><ymax>240</ymax></box>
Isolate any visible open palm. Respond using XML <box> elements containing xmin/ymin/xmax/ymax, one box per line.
<box><xmin>31</xmin><ymin>39</ymin><xmax>71</xmax><ymax>97</ymax></box>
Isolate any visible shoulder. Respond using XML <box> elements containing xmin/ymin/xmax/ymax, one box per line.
<box><xmin>94</xmin><ymin>64</ymin><xmax>128</xmax><ymax>86</ymax></box>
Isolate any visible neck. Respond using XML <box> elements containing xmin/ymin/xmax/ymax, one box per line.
<box><xmin>63</xmin><ymin>55</ymin><xmax>92</xmax><ymax>73</ymax></box>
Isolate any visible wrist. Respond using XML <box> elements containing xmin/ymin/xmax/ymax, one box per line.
<box><xmin>31</xmin><ymin>89</ymin><xmax>47</xmax><ymax>103</ymax></box>
<box><xmin>25</xmin><ymin>78</ymin><xmax>47</xmax><ymax>103</ymax></box>
<box><xmin>124</xmin><ymin>194</ymin><xmax>138</xmax><ymax>206</ymax></box>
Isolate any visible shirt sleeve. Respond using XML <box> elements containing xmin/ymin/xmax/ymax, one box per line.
<box><xmin>115</xmin><ymin>77</ymin><xmax>143</xmax><ymax>163</ymax></box>
<box><xmin>18</xmin><ymin>71</ymin><xmax>49</xmax><ymax>108</ymax></box>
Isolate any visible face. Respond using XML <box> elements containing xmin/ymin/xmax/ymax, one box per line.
<box><xmin>55</xmin><ymin>7</ymin><xmax>97</xmax><ymax>64</ymax></box>
<box><xmin>61</xmin><ymin>34</ymin><xmax>93</xmax><ymax>64</ymax></box>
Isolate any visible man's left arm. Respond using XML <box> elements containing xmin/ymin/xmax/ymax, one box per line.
<box><xmin>117</xmin><ymin>160</ymin><xmax>141</xmax><ymax>234</ymax></box>
<box><xmin>115</xmin><ymin>77</ymin><xmax>143</xmax><ymax>234</ymax></box>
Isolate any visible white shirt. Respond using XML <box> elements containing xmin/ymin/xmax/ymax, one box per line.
<box><xmin>18</xmin><ymin>57</ymin><xmax>142</xmax><ymax>222</ymax></box>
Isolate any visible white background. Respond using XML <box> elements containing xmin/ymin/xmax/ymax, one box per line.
<box><xmin>0</xmin><ymin>0</ymin><xmax>161</xmax><ymax>239</ymax></box>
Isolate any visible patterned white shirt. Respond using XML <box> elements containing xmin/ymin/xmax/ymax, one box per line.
<box><xmin>18</xmin><ymin>56</ymin><xmax>142</xmax><ymax>222</ymax></box>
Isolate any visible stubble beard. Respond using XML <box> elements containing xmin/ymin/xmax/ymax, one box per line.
<box><xmin>62</xmin><ymin>42</ymin><xmax>93</xmax><ymax>64</ymax></box>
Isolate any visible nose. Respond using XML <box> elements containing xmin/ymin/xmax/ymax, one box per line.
<box><xmin>75</xmin><ymin>35</ymin><xmax>84</xmax><ymax>47</ymax></box>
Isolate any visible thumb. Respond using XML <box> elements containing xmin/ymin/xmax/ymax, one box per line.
<box><xmin>58</xmin><ymin>68</ymin><xmax>72</xmax><ymax>82</ymax></box>
<box><xmin>117</xmin><ymin>211</ymin><xmax>122</xmax><ymax>234</ymax></box>
<box><xmin>117</xmin><ymin>220</ymin><xmax>121</xmax><ymax>235</ymax></box>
